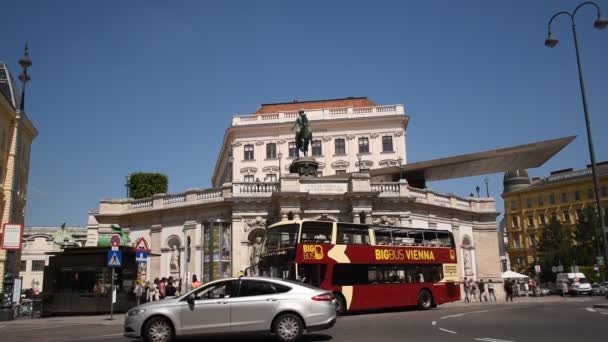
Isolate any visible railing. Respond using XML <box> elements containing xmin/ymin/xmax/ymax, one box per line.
<box><xmin>232</xmin><ymin>104</ymin><xmax>405</xmax><ymax>126</ymax></box>
<box><xmin>409</xmin><ymin>187</ymin><xmax>427</xmax><ymax>199</ymax></box>
<box><xmin>455</xmin><ymin>198</ymin><xmax>471</xmax><ymax>208</ymax></box>
<box><xmin>197</xmin><ymin>189</ymin><xmax>223</xmax><ymax>200</ymax></box>
<box><xmin>371</xmin><ymin>182</ymin><xmax>399</xmax><ymax>193</ymax></box>
<box><xmin>131</xmin><ymin>198</ymin><xmax>152</xmax><ymax>209</ymax></box>
<box><xmin>434</xmin><ymin>194</ymin><xmax>450</xmax><ymax>204</ymax></box>
<box><xmin>164</xmin><ymin>194</ymin><xmax>186</xmax><ymax>205</ymax></box>
<box><xmin>233</xmin><ymin>182</ymin><xmax>279</xmax><ymax>195</ymax></box>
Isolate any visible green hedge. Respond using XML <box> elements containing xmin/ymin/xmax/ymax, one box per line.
<box><xmin>129</xmin><ymin>172</ymin><xmax>168</xmax><ymax>199</ymax></box>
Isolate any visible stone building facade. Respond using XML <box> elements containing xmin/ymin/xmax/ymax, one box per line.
<box><xmin>87</xmin><ymin>98</ymin><xmax>505</xmax><ymax>294</ymax></box>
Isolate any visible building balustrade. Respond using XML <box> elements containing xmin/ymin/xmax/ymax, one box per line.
<box><xmin>233</xmin><ymin>182</ymin><xmax>279</xmax><ymax>195</ymax></box>
<box><xmin>232</xmin><ymin>104</ymin><xmax>405</xmax><ymax>126</ymax></box>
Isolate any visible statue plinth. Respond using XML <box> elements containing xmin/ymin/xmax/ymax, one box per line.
<box><xmin>289</xmin><ymin>157</ymin><xmax>319</xmax><ymax>177</ymax></box>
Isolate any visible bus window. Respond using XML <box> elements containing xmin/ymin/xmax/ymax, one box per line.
<box><xmin>337</xmin><ymin>223</ymin><xmax>370</xmax><ymax>245</ymax></box>
<box><xmin>408</xmin><ymin>231</ymin><xmax>424</xmax><ymax>246</ymax></box>
<box><xmin>392</xmin><ymin>230</ymin><xmax>414</xmax><ymax>246</ymax></box>
<box><xmin>373</xmin><ymin>228</ymin><xmax>393</xmax><ymax>245</ymax></box>
<box><xmin>423</xmin><ymin>231</ymin><xmax>439</xmax><ymax>247</ymax></box>
<box><xmin>298</xmin><ymin>264</ymin><xmax>324</xmax><ymax>287</ymax></box>
<box><xmin>264</xmin><ymin>224</ymin><xmax>299</xmax><ymax>251</ymax></box>
<box><xmin>300</xmin><ymin>221</ymin><xmax>333</xmax><ymax>243</ymax></box>
<box><xmin>436</xmin><ymin>231</ymin><xmax>453</xmax><ymax>248</ymax></box>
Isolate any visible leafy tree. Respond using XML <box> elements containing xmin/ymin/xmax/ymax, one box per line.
<box><xmin>537</xmin><ymin>217</ymin><xmax>573</xmax><ymax>268</ymax></box>
<box><xmin>573</xmin><ymin>207</ymin><xmax>599</xmax><ymax>265</ymax></box>
<box><xmin>129</xmin><ymin>172</ymin><xmax>168</xmax><ymax>199</ymax></box>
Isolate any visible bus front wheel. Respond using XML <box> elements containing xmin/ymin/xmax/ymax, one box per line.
<box><xmin>417</xmin><ymin>290</ymin><xmax>433</xmax><ymax>310</ymax></box>
<box><xmin>334</xmin><ymin>293</ymin><xmax>347</xmax><ymax>315</ymax></box>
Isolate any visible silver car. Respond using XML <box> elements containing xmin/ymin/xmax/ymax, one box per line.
<box><xmin>124</xmin><ymin>277</ymin><xmax>336</xmax><ymax>342</ymax></box>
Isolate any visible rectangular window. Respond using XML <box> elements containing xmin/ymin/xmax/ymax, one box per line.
<box><xmin>336</xmin><ymin>223</ymin><xmax>370</xmax><ymax>245</ymax></box>
<box><xmin>336</xmin><ymin>170</ymin><xmax>346</xmax><ymax>175</ymax></box>
<box><xmin>20</xmin><ymin>260</ymin><xmax>27</xmax><ymax>272</ymax></box>
<box><xmin>574</xmin><ymin>191</ymin><xmax>581</xmax><ymax>201</ymax></box>
<box><xmin>312</xmin><ymin>140</ymin><xmax>322</xmax><ymax>156</ymax></box>
<box><xmin>244</xmin><ymin>144</ymin><xmax>254</xmax><ymax>160</ymax></box>
<box><xmin>511</xmin><ymin>200</ymin><xmax>518</xmax><ymax>210</ymax></box>
<box><xmin>561</xmin><ymin>193</ymin><xmax>568</xmax><ymax>203</ymax></box>
<box><xmin>527</xmin><ymin>198</ymin><xmax>532</xmax><ymax>208</ymax></box>
<box><xmin>563</xmin><ymin>210</ymin><xmax>570</xmax><ymax>223</ymax></box>
<box><xmin>266</xmin><ymin>174</ymin><xmax>277</xmax><ymax>182</ymax></box>
<box><xmin>266</xmin><ymin>143</ymin><xmax>276</xmax><ymax>159</ymax></box>
<box><xmin>382</xmin><ymin>136</ymin><xmax>394</xmax><ymax>152</ymax></box>
<box><xmin>527</xmin><ymin>216</ymin><xmax>534</xmax><ymax>227</ymax></box>
<box><xmin>588</xmin><ymin>188</ymin><xmax>594</xmax><ymax>199</ymax></box>
<box><xmin>512</xmin><ymin>216</ymin><xmax>519</xmax><ymax>228</ymax></box>
<box><xmin>300</xmin><ymin>221</ymin><xmax>333</xmax><ymax>244</ymax></box>
<box><xmin>549</xmin><ymin>194</ymin><xmax>555</xmax><ymax>205</ymax></box>
<box><xmin>540</xmin><ymin>214</ymin><xmax>546</xmax><ymax>225</ymax></box>
<box><xmin>317</xmin><ymin>171</ymin><xmax>323</xmax><ymax>177</ymax></box>
<box><xmin>538</xmin><ymin>196</ymin><xmax>544</xmax><ymax>206</ymax></box>
<box><xmin>358</xmin><ymin>137</ymin><xmax>369</xmax><ymax>153</ymax></box>
<box><xmin>514</xmin><ymin>235</ymin><xmax>521</xmax><ymax>248</ymax></box>
<box><xmin>576</xmin><ymin>209</ymin><xmax>584</xmax><ymax>221</ymax></box>
<box><xmin>31</xmin><ymin>260</ymin><xmax>45</xmax><ymax>272</ymax></box>
<box><xmin>334</xmin><ymin>139</ymin><xmax>345</xmax><ymax>155</ymax></box>
<box><xmin>551</xmin><ymin>212</ymin><xmax>557</xmax><ymax>220</ymax></box>
<box><xmin>244</xmin><ymin>175</ymin><xmax>254</xmax><ymax>183</ymax></box>
<box><xmin>288</xmin><ymin>142</ymin><xmax>297</xmax><ymax>158</ymax></box>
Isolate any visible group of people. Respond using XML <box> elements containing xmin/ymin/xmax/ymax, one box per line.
<box><xmin>463</xmin><ymin>277</ymin><xmax>498</xmax><ymax>302</ymax></box>
<box><xmin>134</xmin><ymin>276</ymin><xmax>179</xmax><ymax>303</ymax></box>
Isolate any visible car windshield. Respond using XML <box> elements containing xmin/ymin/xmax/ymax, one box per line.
<box><xmin>578</xmin><ymin>278</ymin><xmax>589</xmax><ymax>284</ymax></box>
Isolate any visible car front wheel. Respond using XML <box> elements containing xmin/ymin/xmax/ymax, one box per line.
<box><xmin>273</xmin><ymin>313</ymin><xmax>303</xmax><ymax>342</ymax></box>
<box><xmin>143</xmin><ymin>316</ymin><xmax>174</xmax><ymax>342</ymax></box>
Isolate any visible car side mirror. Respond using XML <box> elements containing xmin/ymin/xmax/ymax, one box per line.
<box><xmin>187</xmin><ymin>294</ymin><xmax>195</xmax><ymax>304</ymax></box>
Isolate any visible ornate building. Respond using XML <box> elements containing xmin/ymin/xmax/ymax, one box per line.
<box><xmin>86</xmin><ymin>97</ymin><xmax>572</xmax><ymax>293</ymax></box>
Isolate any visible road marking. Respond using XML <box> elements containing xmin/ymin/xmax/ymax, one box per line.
<box><xmin>439</xmin><ymin>328</ymin><xmax>457</xmax><ymax>334</ymax></box>
<box><xmin>601</xmin><ymin>312</ymin><xmax>608</xmax><ymax>315</ymax></box>
<box><xmin>440</xmin><ymin>313</ymin><xmax>464</xmax><ymax>319</ymax></box>
<box><xmin>441</xmin><ymin>309</ymin><xmax>489</xmax><ymax>320</ymax></box>
<box><xmin>432</xmin><ymin>321</ymin><xmax>437</xmax><ymax>326</ymax></box>
<box><xmin>475</xmin><ymin>338</ymin><xmax>515</xmax><ymax>342</ymax></box>
<box><xmin>0</xmin><ymin>325</ymin><xmax>5</xmax><ymax>329</ymax></box>
<box><xmin>99</xmin><ymin>334</ymin><xmax>123</xmax><ymax>337</ymax></box>
<box><xmin>586</xmin><ymin>308</ymin><xmax>596</xmax><ymax>312</ymax></box>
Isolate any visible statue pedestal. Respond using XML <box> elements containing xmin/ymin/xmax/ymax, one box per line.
<box><xmin>289</xmin><ymin>157</ymin><xmax>319</xmax><ymax>177</ymax></box>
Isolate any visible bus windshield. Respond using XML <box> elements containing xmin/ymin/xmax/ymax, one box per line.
<box><xmin>264</xmin><ymin>224</ymin><xmax>299</xmax><ymax>251</ymax></box>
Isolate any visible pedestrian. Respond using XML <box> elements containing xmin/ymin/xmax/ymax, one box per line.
<box><xmin>506</xmin><ymin>279</ymin><xmax>515</xmax><ymax>302</ymax></box>
<box><xmin>470</xmin><ymin>279</ymin><xmax>478</xmax><ymax>302</ymax></box>
<box><xmin>159</xmin><ymin>277</ymin><xmax>167</xmax><ymax>299</ymax></box>
<box><xmin>150</xmin><ymin>278</ymin><xmax>160</xmax><ymax>301</ymax></box>
<box><xmin>478</xmin><ymin>279</ymin><xmax>488</xmax><ymax>302</ymax></box>
<box><xmin>134</xmin><ymin>280</ymin><xmax>143</xmax><ymax>305</ymax></box>
<box><xmin>463</xmin><ymin>277</ymin><xmax>471</xmax><ymax>303</ymax></box>
<box><xmin>530</xmin><ymin>278</ymin><xmax>537</xmax><ymax>297</ymax></box>
<box><xmin>191</xmin><ymin>274</ymin><xmax>201</xmax><ymax>289</ymax></box>
<box><xmin>561</xmin><ymin>281</ymin><xmax>568</xmax><ymax>297</ymax></box>
<box><xmin>166</xmin><ymin>277</ymin><xmax>177</xmax><ymax>297</ymax></box>
<box><xmin>488</xmin><ymin>279</ymin><xmax>497</xmax><ymax>302</ymax></box>
<box><xmin>524</xmin><ymin>282</ymin><xmax>529</xmax><ymax>297</ymax></box>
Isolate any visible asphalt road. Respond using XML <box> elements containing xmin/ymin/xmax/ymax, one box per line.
<box><xmin>2</xmin><ymin>297</ymin><xmax>607</xmax><ymax>342</ymax></box>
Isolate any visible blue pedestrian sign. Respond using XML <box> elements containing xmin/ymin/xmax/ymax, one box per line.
<box><xmin>135</xmin><ymin>251</ymin><xmax>148</xmax><ymax>264</ymax></box>
<box><xmin>107</xmin><ymin>250</ymin><xmax>122</xmax><ymax>268</ymax></box>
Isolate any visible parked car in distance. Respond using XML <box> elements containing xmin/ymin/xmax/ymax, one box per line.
<box><xmin>556</xmin><ymin>273</ymin><xmax>593</xmax><ymax>296</ymax></box>
<box><xmin>538</xmin><ymin>287</ymin><xmax>551</xmax><ymax>296</ymax></box>
<box><xmin>592</xmin><ymin>283</ymin><xmax>607</xmax><ymax>296</ymax></box>
<box><xmin>124</xmin><ymin>277</ymin><xmax>337</xmax><ymax>342</ymax></box>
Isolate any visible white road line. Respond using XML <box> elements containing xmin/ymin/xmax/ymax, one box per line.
<box><xmin>586</xmin><ymin>308</ymin><xmax>596</xmax><ymax>312</ymax></box>
<box><xmin>440</xmin><ymin>313</ymin><xmax>464</xmax><ymax>319</ymax></box>
<box><xmin>601</xmin><ymin>312</ymin><xmax>608</xmax><ymax>315</ymax></box>
<box><xmin>99</xmin><ymin>334</ymin><xmax>123</xmax><ymax>337</ymax></box>
<box><xmin>475</xmin><ymin>338</ymin><xmax>515</xmax><ymax>342</ymax></box>
<box><xmin>439</xmin><ymin>328</ymin><xmax>457</xmax><ymax>334</ymax></box>
<box><xmin>432</xmin><ymin>321</ymin><xmax>437</xmax><ymax>326</ymax></box>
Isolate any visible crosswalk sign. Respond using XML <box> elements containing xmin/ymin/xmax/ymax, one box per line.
<box><xmin>107</xmin><ymin>250</ymin><xmax>122</xmax><ymax>268</ymax></box>
<box><xmin>135</xmin><ymin>251</ymin><xmax>147</xmax><ymax>263</ymax></box>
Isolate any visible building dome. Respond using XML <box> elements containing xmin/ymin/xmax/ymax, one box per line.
<box><xmin>503</xmin><ymin>169</ymin><xmax>531</xmax><ymax>193</ymax></box>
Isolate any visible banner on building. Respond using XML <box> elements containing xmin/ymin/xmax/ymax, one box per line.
<box><xmin>1</xmin><ymin>223</ymin><xmax>23</xmax><ymax>250</ymax></box>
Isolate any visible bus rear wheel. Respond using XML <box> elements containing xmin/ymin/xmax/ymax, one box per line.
<box><xmin>417</xmin><ymin>290</ymin><xmax>433</xmax><ymax>310</ymax></box>
<box><xmin>334</xmin><ymin>293</ymin><xmax>347</xmax><ymax>315</ymax></box>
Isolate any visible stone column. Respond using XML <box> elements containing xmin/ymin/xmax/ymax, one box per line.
<box><xmin>365</xmin><ymin>212</ymin><xmax>372</xmax><ymax>224</ymax></box>
<box><xmin>352</xmin><ymin>212</ymin><xmax>361</xmax><ymax>224</ymax></box>
<box><xmin>183</xmin><ymin>221</ymin><xmax>197</xmax><ymax>277</ymax></box>
<box><xmin>149</xmin><ymin>224</ymin><xmax>162</xmax><ymax>281</ymax></box>
<box><xmin>232</xmin><ymin>217</ymin><xmax>247</xmax><ymax>276</ymax></box>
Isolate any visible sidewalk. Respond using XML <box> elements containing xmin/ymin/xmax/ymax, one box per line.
<box><xmin>0</xmin><ymin>314</ymin><xmax>125</xmax><ymax>326</ymax></box>
<box><xmin>443</xmin><ymin>295</ymin><xmax>578</xmax><ymax>308</ymax></box>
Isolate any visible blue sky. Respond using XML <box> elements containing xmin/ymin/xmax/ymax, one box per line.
<box><xmin>1</xmin><ymin>0</ymin><xmax>606</xmax><ymax>227</ymax></box>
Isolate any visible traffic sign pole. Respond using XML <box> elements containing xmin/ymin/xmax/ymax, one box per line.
<box><xmin>110</xmin><ymin>267</ymin><xmax>115</xmax><ymax>320</ymax></box>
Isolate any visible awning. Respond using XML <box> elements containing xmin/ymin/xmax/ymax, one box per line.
<box><xmin>501</xmin><ymin>270</ymin><xmax>529</xmax><ymax>279</ymax></box>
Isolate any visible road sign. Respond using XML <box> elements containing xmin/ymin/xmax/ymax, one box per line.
<box><xmin>597</xmin><ymin>256</ymin><xmax>605</xmax><ymax>266</ymax></box>
<box><xmin>110</xmin><ymin>235</ymin><xmax>121</xmax><ymax>248</ymax></box>
<box><xmin>134</xmin><ymin>237</ymin><xmax>150</xmax><ymax>252</ymax></box>
<box><xmin>136</xmin><ymin>251</ymin><xmax>148</xmax><ymax>263</ymax></box>
<box><xmin>535</xmin><ymin>265</ymin><xmax>541</xmax><ymax>274</ymax></box>
<box><xmin>551</xmin><ymin>266</ymin><xmax>557</xmax><ymax>273</ymax></box>
<box><xmin>594</xmin><ymin>264</ymin><xmax>599</xmax><ymax>271</ymax></box>
<box><xmin>1</xmin><ymin>223</ymin><xmax>23</xmax><ymax>250</ymax></box>
<box><xmin>107</xmin><ymin>250</ymin><xmax>122</xmax><ymax>268</ymax></box>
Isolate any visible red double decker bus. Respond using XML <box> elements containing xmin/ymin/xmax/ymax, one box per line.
<box><xmin>258</xmin><ymin>220</ymin><xmax>460</xmax><ymax>313</ymax></box>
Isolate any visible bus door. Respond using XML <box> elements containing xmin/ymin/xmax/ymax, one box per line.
<box><xmin>296</xmin><ymin>264</ymin><xmax>327</xmax><ymax>288</ymax></box>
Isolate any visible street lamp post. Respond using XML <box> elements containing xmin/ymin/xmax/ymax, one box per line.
<box><xmin>475</xmin><ymin>186</ymin><xmax>480</xmax><ymax>198</ymax></box>
<box><xmin>1</xmin><ymin>45</ymin><xmax>31</xmax><ymax>318</ymax></box>
<box><xmin>545</xmin><ymin>1</ymin><xmax>608</xmax><ymax>273</ymax></box>
<box><xmin>484</xmin><ymin>177</ymin><xmax>490</xmax><ymax>197</ymax></box>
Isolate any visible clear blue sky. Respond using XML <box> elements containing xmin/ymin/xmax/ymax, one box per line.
<box><xmin>1</xmin><ymin>0</ymin><xmax>606</xmax><ymax>227</ymax></box>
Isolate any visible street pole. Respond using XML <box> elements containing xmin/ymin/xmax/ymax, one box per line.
<box><xmin>110</xmin><ymin>267</ymin><xmax>115</xmax><ymax>320</ymax></box>
<box><xmin>484</xmin><ymin>177</ymin><xmax>490</xmax><ymax>197</ymax></box>
<box><xmin>545</xmin><ymin>2</ymin><xmax>608</xmax><ymax>279</ymax></box>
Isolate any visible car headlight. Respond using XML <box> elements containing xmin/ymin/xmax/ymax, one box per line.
<box><xmin>128</xmin><ymin>309</ymin><xmax>146</xmax><ymax>316</ymax></box>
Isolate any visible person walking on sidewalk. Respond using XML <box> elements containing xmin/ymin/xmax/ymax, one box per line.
<box><xmin>478</xmin><ymin>279</ymin><xmax>488</xmax><ymax>302</ymax></box>
<box><xmin>488</xmin><ymin>279</ymin><xmax>497</xmax><ymax>302</ymax></box>
<box><xmin>504</xmin><ymin>279</ymin><xmax>514</xmax><ymax>302</ymax></box>
<box><xmin>463</xmin><ymin>277</ymin><xmax>471</xmax><ymax>303</ymax></box>
<box><xmin>470</xmin><ymin>278</ymin><xmax>478</xmax><ymax>302</ymax></box>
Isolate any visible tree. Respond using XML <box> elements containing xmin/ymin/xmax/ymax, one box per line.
<box><xmin>129</xmin><ymin>172</ymin><xmax>168</xmax><ymax>199</ymax></box>
<box><xmin>537</xmin><ymin>217</ymin><xmax>573</xmax><ymax>269</ymax></box>
<box><xmin>573</xmin><ymin>207</ymin><xmax>598</xmax><ymax>266</ymax></box>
